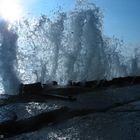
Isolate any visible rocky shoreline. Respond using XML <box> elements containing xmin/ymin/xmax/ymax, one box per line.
<box><xmin>0</xmin><ymin>76</ymin><xmax>140</xmax><ymax>139</ymax></box>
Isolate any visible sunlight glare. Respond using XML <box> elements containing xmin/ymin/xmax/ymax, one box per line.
<box><xmin>0</xmin><ymin>0</ymin><xmax>22</xmax><ymax>22</ymax></box>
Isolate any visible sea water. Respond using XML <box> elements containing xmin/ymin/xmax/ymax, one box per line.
<box><xmin>0</xmin><ymin>2</ymin><xmax>139</xmax><ymax>94</ymax></box>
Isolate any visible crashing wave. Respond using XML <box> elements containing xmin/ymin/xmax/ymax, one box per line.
<box><xmin>0</xmin><ymin>2</ymin><xmax>139</xmax><ymax>94</ymax></box>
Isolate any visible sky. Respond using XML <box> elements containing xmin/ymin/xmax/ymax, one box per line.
<box><xmin>21</xmin><ymin>0</ymin><xmax>140</xmax><ymax>46</ymax></box>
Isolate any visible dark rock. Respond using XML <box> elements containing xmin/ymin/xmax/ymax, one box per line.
<box><xmin>20</xmin><ymin>82</ymin><xmax>42</xmax><ymax>95</ymax></box>
<box><xmin>52</xmin><ymin>81</ymin><xmax>57</xmax><ymax>86</ymax></box>
<box><xmin>0</xmin><ymin>109</ymin><xmax>17</xmax><ymax>123</ymax></box>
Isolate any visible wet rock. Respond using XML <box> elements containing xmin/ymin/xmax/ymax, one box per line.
<box><xmin>0</xmin><ymin>109</ymin><xmax>17</xmax><ymax>123</ymax></box>
<box><xmin>20</xmin><ymin>82</ymin><xmax>42</xmax><ymax>95</ymax></box>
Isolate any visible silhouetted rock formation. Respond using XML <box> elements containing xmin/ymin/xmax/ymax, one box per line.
<box><xmin>52</xmin><ymin>81</ymin><xmax>58</xmax><ymax>86</ymax></box>
<box><xmin>72</xmin><ymin>76</ymin><xmax>140</xmax><ymax>88</ymax></box>
<box><xmin>18</xmin><ymin>76</ymin><xmax>140</xmax><ymax>96</ymax></box>
<box><xmin>20</xmin><ymin>82</ymin><xmax>42</xmax><ymax>94</ymax></box>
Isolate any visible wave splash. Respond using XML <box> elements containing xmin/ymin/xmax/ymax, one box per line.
<box><xmin>0</xmin><ymin>20</ymin><xmax>20</xmax><ymax>94</ymax></box>
<box><xmin>0</xmin><ymin>2</ymin><xmax>139</xmax><ymax>94</ymax></box>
